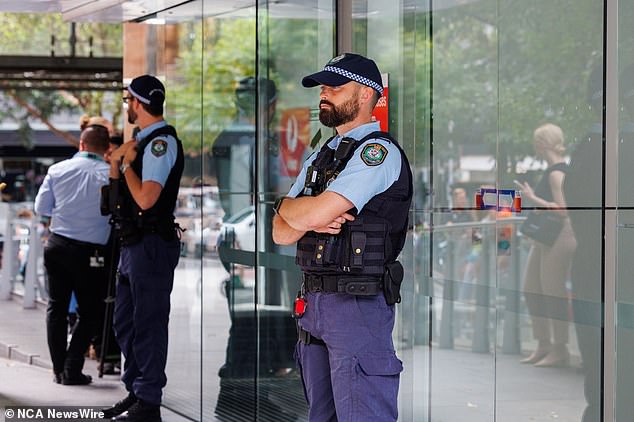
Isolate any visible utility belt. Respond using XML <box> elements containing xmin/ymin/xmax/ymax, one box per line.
<box><xmin>301</xmin><ymin>260</ymin><xmax>404</xmax><ymax>305</ymax></box>
<box><xmin>114</xmin><ymin>218</ymin><xmax>180</xmax><ymax>246</ymax></box>
<box><xmin>302</xmin><ymin>273</ymin><xmax>383</xmax><ymax>296</ymax></box>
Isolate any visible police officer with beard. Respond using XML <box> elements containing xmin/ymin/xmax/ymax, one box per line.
<box><xmin>101</xmin><ymin>75</ymin><xmax>183</xmax><ymax>422</ymax></box>
<box><xmin>272</xmin><ymin>53</ymin><xmax>412</xmax><ymax>421</ymax></box>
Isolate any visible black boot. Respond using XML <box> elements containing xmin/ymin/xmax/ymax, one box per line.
<box><xmin>101</xmin><ymin>392</ymin><xmax>137</xmax><ymax>418</ymax></box>
<box><xmin>61</xmin><ymin>371</ymin><xmax>92</xmax><ymax>385</ymax></box>
<box><xmin>114</xmin><ymin>400</ymin><xmax>161</xmax><ymax>422</ymax></box>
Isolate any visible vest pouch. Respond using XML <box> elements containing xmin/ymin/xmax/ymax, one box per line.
<box><xmin>342</xmin><ymin>219</ymin><xmax>387</xmax><ymax>275</ymax></box>
<box><xmin>322</xmin><ymin>235</ymin><xmax>342</xmax><ymax>265</ymax></box>
<box><xmin>383</xmin><ymin>261</ymin><xmax>404</xmax><ymax>305</ymax></box>
<box><xmin>349</xmin><ymin>231</ymin><xmax>367</xmax><ymax>270</ymax></box>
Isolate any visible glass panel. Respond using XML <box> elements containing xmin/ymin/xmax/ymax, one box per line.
<box><xmin>616</xmin><ymin>3</ymin><xmax>634</xmax><ymax>419</ymax></box>
<box><xmin>256</xmin><ymin>1</ymin><xmax>335</xmax><ymax>420</ymax></box>
<box><xmin>199</xmin><ymin>1</ymin><xmax>258</xmax><ymax>420</ymax></box>
<box><xmin>349</xmin><ymin>1</ymin><xmax>424</xmax><ymax>420</ymax></box>
<box><xmin>145</xmin><ymin>3</ymin><xmax>206</xmax><ymax>420</ymax></box>
<box><xmin>499</xmin><ymin>1</ymin><xmax>603</xmax><ymax>421</ymax></box>
<box><xmin>429</xmin><ymin>1</ymin><xmax>498</xmax><ymax>420</ymax></box>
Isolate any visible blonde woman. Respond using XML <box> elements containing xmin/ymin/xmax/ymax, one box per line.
<box><xmin>515</xmin><ymin>123</ymin><xmax>577</xmax><ymax>367</ymax></box>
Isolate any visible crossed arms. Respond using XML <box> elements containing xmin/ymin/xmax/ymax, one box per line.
<box><xmin>272</xmin><ymin>191</ymin><xmax>356</xmax><ymax>245</ymax></box>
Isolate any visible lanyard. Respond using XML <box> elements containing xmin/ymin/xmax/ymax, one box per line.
<box><xmin>77</xmin><ymin>151</ymin><xmax>105</xmax><ymax>162</ymax></box>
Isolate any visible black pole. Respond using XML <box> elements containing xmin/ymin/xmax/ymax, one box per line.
<box><xmin>69</xmin><ymin>22</ymin><xmax>76</xmax><ymax>57</ymax></box>
<box><xmin>98</xmin><ymin>232</ymin><xmax>119</xmax><ymax>378</ymax></box>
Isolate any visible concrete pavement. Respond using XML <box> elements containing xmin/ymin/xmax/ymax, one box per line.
<box><xmin>0</xmin><ymin>297</ymin><xmax>190</xmax><ymax>422</ymax></box>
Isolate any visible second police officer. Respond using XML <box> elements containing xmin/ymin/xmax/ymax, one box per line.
<box><xmin>272</xmin><ymin>53</ymin><xmax>413</xmax><ymax>421</ymax></box>
<box><xmin>101</xmin><ymin>75</ymin><xmax>183</xmax><ymax>422</ymax></box>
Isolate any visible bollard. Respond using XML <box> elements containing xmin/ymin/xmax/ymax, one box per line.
<box><xmin>472</xmin><ymin>227</ymin><xmax>491</xmax><ymax>353</ymax></box>
<box><xmin>23</xmin><ymin>217</ymin><xmax>40</xmax><ymax>309</ymax></box>
<box><xmin>438</xmin><ymin>233</ymin><xmax>455</xmax><ymax>349</ymax></box>
<box><xmin>501</xmin><ymin>225</ymin><xmax>521</xmax><ymax>354</ymax></box>
<box><xmin>0</xmin><ymin>205</ymin><xmax>15</xmax><ymax>300</ymax></box>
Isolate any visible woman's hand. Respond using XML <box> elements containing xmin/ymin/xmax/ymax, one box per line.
<box><xmin>514</xmin><ymin>180</ymin><xmax>535</xmax><ymax>202</ymax></box>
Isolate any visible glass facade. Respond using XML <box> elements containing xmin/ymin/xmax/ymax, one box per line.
<box><xmin>117</xmin><ymin>0</ymin><xmax>629</xmax><ymax>420</ymax></box>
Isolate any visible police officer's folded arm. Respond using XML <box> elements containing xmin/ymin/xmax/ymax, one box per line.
<box><xmin>272</xmin><ymin>214</ymin><xmax>305</xmax><ymax>245</ymax></box>
<box><xmin>277</xmin><ymin>191</ymin><xmax>353</xmax><ymax>232</ymax></box>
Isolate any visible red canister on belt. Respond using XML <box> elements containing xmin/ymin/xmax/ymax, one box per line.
<box><xmin>293</xmin><ymin>294</ymin><xmax>307</xmax><ymax>318</ymax></box>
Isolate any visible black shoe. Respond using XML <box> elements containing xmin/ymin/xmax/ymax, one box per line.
<box><xmin>53</xmin><ymin>372</ymin><xmax>62</xmax><ymax>384</ymax></box>
<box><xmin>114</xmin><ymin>400</ymin><xmax>161</xmax><ymax>422</ymax></box>
<box><xmin>101</xmin><ymin>392</ymin><xmax>137</xmax><ymax>418</ymax></box>
<box><xmin>61</xmin><ymin>372</ymin><xmax>92</xmax><ymax>385</ymax></box>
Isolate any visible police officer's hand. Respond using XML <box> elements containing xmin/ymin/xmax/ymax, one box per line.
<box><xmin>122</xmin><ymin>142</ymin><xmax>138</xmax><ymax>165</ymax></box>
<box><xmin>109</xmin><ymin>141</ymin><xmax>136</xmax><ymax>166</ymax></box>
<box><xmin>313</xmin><ymin>212</ymin><xmax>355</xmax><ymax>235</ymax></box>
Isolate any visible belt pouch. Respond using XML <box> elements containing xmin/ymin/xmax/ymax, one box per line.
<box><xmin>383</xmin><ymin>261</ymin><xmax>404</xmax><ymax>305</ymax></box>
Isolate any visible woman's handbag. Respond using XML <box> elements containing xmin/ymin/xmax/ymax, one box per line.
<box><xmin>519</xmin><ymin>211</ymin><xmax>564</xmax><ymax>246</ymax></box>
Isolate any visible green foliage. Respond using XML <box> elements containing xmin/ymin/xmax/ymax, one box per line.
<box><xmin>0</xmin><ymin>12</ymin><xmax>121</xmax><ymax>56</ymax></box>
<box><xmin>167</xmin><ymin>18</ymin><xmax>256</xmax><ymax>153</ymax></box>
<box><xmin>422</xmin><ymin>0</ymin><xmax>604</xmax><ymax>184</ymax></box>
<box><xmin>167</xmin><ymin>15</ymin><xmax>331</xmax><ymax>154</ymax></box>
<box><xmin>0</xmin><ymin>12</ymin><xmax>122</xmax><ymax>146</ymax></box>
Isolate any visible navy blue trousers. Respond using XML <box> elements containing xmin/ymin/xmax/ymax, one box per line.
<box><xmin>295</xmin><ymin>291</ymin><xmax>402</xmax><ymax>422</ymax></box>
<box><xmin>114</xmin><ymin>234</ymin><xmax>180</xmax><ymax>405</ymax></box>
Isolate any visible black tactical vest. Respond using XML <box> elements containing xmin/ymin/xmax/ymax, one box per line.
<box><xmin>295</xmin><ymin>131</ymin><xmax>412</xmax><ymax>277</ymax></box>
<box><xmin>118</xmin><ymin>124</ymin><xmax>184</xmax><ymax>242</ymax></box>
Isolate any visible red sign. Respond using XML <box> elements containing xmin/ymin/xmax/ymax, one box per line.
<box><xmin>280</xmin><ymin>108</ymin><xmax>310</xmax><ymax>177</ymax></box>
<box><xmin>371</xmin><ymin>73</ymin><xmax>389</xmax><ymax>132</ymax></box>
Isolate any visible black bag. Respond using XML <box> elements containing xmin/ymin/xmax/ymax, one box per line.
<box><xmin>519</xmin><ymin>211</ymin><xmax>564</xmax><ymax>246</ymax></box>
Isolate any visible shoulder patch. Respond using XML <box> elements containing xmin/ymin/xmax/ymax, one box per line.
<box><xmin>360</xmin><ymin>143</ymin><xmax>388</xmax><ymax>166</ymax></box>
<box><xmin>150</xmin><ymin>139</ymin><xmax>167</xmax><ymax>157</ymax></box>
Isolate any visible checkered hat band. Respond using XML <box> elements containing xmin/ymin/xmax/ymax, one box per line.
<box><xmin>323</xmin><ymin>66</ymin><xmax>383</xmax><ymax>95</ymax></box>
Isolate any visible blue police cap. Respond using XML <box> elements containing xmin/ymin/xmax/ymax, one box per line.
<box><xmin>127</xmin><ymin>74</ymin><xmax>165</xmax><ymax>107</ymax></box>
<box><xmin>302</xmin><ymin>53</ymin><xmax>383</xmax><ymax>96</ymax></box>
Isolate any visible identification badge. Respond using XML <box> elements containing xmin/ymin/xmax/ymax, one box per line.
<box><xmin>90</xmin><ymin>252</ymin><xmax>105</xmax><ymax>268</ymax></box>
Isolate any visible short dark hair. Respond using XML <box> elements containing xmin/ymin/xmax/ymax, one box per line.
<box><xmin>80</xmin><ymin>124</ymin><xmax>110</xmax><ymax>153</ymax></box>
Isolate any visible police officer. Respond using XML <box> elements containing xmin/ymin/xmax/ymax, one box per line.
<box><xmin>101</xmin><ymin>75</ymin><xmax>183</xmax><ymax>422</ymax></box>
<box><xmin>272</xmin><ymin>53</ymin><xmax>412</xmax><ymax>421</ymax></box>
<box><xmin>34</xmin><ymin>124</ymin><xmax>111</xmax><ymax>385</ymax></box>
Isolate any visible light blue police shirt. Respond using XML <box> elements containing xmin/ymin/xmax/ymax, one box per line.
<box><xmin>136</xmin><ymin>120</ymin><xmax>178</xmax><ymax>187</ymax></box>
<box><xmin>34</xmin><ymin>151</ymin><xmax>111</xmax><ymax>245</ymax></box>
<box><xmin>287</xmin><ymin>122</ymin><xmax>402</xmax><ymax>212</ymax></box>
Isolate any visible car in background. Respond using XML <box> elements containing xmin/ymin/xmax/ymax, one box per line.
<box><xmin>175</xmin><ymin>186</ymin><xmax>224</xmax><ymax>257</ymax></box>
<box><xmin>216</xmin><ymin>206</ymin><xmax>255</xmax><ymax>254</ymax></box>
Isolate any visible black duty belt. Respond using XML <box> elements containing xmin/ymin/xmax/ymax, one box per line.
<box><xmin>302</xmin><ymin>274</ymin><xmax>383</xmax><ymax>296</ymax></box>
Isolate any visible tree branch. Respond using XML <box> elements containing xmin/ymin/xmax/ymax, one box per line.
<box><xmin>8</xmin><ymin>92</ymin><xmax>79</xmax><ymax>148</ymax></box>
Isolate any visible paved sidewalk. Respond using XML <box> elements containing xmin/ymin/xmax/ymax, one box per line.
<box><xmin>0</xmin><ymin>296</ymin><xmax>189</xmax><ymax>422</ymax></box>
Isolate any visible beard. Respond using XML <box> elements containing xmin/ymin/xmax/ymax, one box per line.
<box><xmin>319</xmin><ymin>92</ymin><xmax>360</xmax><ymax>128</ymax></box>
<box><xmin>127</xmin><ymin>108</ymin><xmax>138</xmax><ymax>125</ymax></box>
